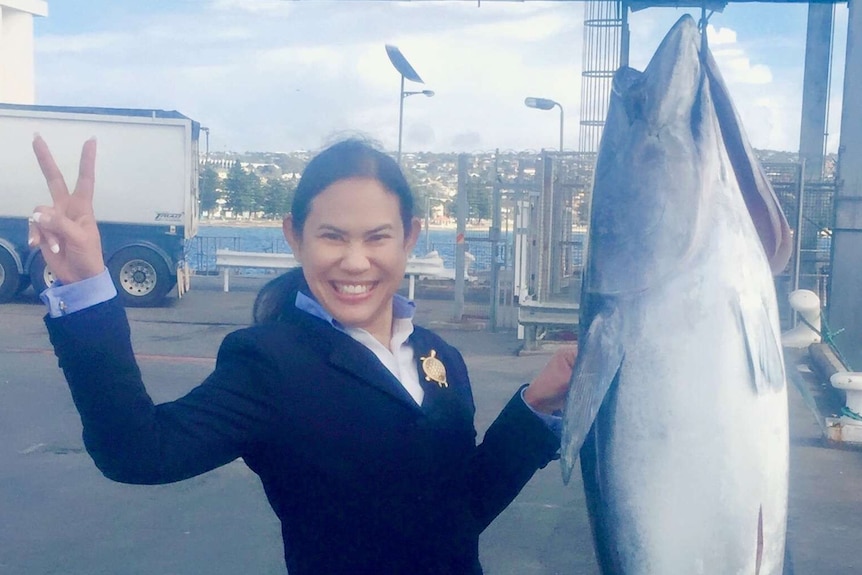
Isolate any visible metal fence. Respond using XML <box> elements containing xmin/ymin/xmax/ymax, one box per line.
<box><xmin>186</xmin><ymin>233</ymin><xmax>289</xmax><ymax>276</ymax></box>
<box><xmin>186</xmin><ymin>158</ymin><xmax>836</xmax><ymax>332</ymax></box>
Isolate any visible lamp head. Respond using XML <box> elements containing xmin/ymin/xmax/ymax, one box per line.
<box><xmin>524</xmin><ymin>97</ymin><xmax>558</xmax><ymax>110</ymax></box>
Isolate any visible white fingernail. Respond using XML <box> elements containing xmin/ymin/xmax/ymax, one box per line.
<box><xmin>30</xmin><ymin>212</ymin><xmax>41</xmax><ymax>223</ymax></box>
<box><xmin>28</xmin><ymin>237</ymin><xmax>36</xmax><ymax>246</ymax></box>
<box><xmin>50</xmin><ymin>244</ymin><xmax>60</xmax><ymax>254</ymax></box>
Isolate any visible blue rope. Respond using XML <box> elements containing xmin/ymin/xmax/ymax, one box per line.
<box><xmin>797</xmin><ymin>311</ymin><xmax>853</xmax><ymax>372</ymax></box>
<box><xmin>841</xmin><ymin>406</ymin><xmax>862</xmax><ymax>422</ymax></box>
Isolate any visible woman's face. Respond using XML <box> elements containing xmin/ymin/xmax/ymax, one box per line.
<box><xmin>284</xmin><ymin>177</ymin><xmax>420</xmax><ymax>345</ymax></box>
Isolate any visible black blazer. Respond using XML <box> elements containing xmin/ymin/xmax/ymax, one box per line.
<box><xmin>46</xmin><ymin>295</ymin><xmax>559</xmax><ymax>575</ymax></box>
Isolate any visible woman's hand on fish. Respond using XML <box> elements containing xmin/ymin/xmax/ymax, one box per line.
<box><xmin>29</xmin><ymin>136</ymin><xmax>105</xmax><ymax>285</ymax></box>
<box><xmin>523</xmin><ymin>346</ymin><xmax>577</xmax><ymax>415</ymax></box>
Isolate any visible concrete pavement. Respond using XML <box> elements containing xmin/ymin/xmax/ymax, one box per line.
<box><xmin>1</xmin><ymin>275</ymin><xmax>861</xmax><ymax>574</ymax></box>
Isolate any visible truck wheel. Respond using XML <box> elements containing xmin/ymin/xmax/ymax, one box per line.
<box><xmin>16</xmin><ymin>275</ymin><xmax>31</xmax><ymax>295</ymax></box>
<box><xmin>29</xmin><ymin>252</ymin><xmax>56</xmax><ymax>294</ymax></box>
<box><xmin>108</xmin><ymin>247</ymin><xmax>171</xmax><ymax>307</ymax></box>
<box><xmin>0</xmin><ymin>248</ymin><xmax>21</xmax><ymax>303</ymax></box>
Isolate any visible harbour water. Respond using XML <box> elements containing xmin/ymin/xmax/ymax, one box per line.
<box><xmin>189</xmin><ymin>225</ymin><xmax>509</xmax><ymax>276</ymax></box>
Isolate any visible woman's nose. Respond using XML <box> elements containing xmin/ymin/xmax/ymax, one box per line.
<box><xmin>340</xmin><ymin>242</ymin><xmax>372</xmax><ymax>272</ymax></box>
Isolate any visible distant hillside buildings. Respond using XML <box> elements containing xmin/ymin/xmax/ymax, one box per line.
<box><xmin>201</xmin><ymin>148</ymin><xmax>834</xmax><ymax>223</ymax></box>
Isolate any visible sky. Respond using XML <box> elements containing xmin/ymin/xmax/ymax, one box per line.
<box><xmin>31</xmin><ymin>0</ymin><xmax>850</xmax><ymax>155</ymax></box>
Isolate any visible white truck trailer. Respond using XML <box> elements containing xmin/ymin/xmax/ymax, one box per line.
<box><xmin>0</xmin><ymin>104</ymin><xmax>200</xmax><ymax>306</ymax></box>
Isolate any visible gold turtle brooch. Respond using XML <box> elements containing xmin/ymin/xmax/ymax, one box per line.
<box><xmin>420</xmin><ymin>349</ymin><xmax>448</xmax><ymax>388</ymax></box>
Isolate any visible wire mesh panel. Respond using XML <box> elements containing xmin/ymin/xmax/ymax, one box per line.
<box><xmin>524</xmin><ymin>151</ymin><xmax>596</xmax><ymax>305</ymax></box>
<box><xmin>763</xmin><ymin>162</ymin><xmax>835</xmax><ymax>324</ymax></box>
<box><xmin>579</xmin><ymin>0</ymin><xmax>623</xmax><ymax>154</ymax></box>
<box><xmin>553</xmin><ymin>152</ymin><xmax>596</xmax><ymax>276</ymax></box>
<box><xmin>424</xmin><ymin>151</ymin><xmax>529</xmax><ymax>325</ymax></box>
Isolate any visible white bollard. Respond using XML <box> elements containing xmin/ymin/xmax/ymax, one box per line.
<box><xmin>830</xmin><ymin>372</ymin><xmax>862</xmax><ymax>425</ymax></box>
<box><xmin>781</xmin><ymin>289</ymin><xmax>821</xmax><ymax>348</ymax></box>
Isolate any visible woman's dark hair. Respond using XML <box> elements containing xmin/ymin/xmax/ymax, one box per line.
<box><xmin>253</xmin><ymin>137</ymin><xmax>415</xmax><ymax>324</ymax></box>
<box><xmin>252</xmin><ymin>267</ymin><xmax>307</xmax><ymax>325</ymax></box>
<box><xmin>291</xmin><ymin>137</ymin><xmax>414</xmax><ymax>235</ymax></box>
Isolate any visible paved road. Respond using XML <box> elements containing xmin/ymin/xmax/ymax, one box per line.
<box><xmin>1</xmin><ymin>275</ymin><xmax>860</xmax><ymax>574</ymax></box>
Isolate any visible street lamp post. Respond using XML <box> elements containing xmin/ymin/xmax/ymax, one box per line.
<box><xmin>386</xmin><ymin>45</ymin><xmax>433</xmax><ymax>165</ymax></box>
<box><xmin>398</xmin><ymin>86</ymin><xmax>435</xmax><ymax>165</ymax></box>
<box><xmin>201</xmin><ymin>126</ymin><xmax>210</xmax><ymax>164</ymax></box>
<box><xmin>524</xmin><ymin>97</ymin><xmax>564</xmax><ymax>152</ymax></box>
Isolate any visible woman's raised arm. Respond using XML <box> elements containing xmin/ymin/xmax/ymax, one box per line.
<box><xmin>29</xmin><ymin>135</ymin><xmax>105</xmax><ymax>284</ymax></box>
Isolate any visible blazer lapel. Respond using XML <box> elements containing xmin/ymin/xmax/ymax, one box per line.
<box><xmin>326</xmin><ymin>339</ymin><xmax>421</xmax><ymax>410</ymax></box>
<box><xmin>289</xmin><ymin>306</ymin><xmax>422</xmax><ymax>411</ymax></box>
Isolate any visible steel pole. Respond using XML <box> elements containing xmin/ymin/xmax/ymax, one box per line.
<box><xmin>558</xmin><ymin>103</ymin><xmax>565</xmax><ymax>152</ymax></box>
<box><xmin>827</xmin><ymin>0</ymin><xmax>862</xmax><ymax>370</ymax></box>
<box><xmin>397</xmin><ymin>74</ymin><xmax>405</xmax><ymax>165</ymax></box>
<box><xmin>424</xmin><ymin>196</ymin><xmax>430</xmax><ymax>253</ymax></box>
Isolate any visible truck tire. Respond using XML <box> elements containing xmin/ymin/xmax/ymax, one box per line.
<box><xmin>108</xmin><ymin>246</ymin><xmax>171</xmax><ymax>307</ymax></box>
<box><xmin>16</xmin><ymin>276</ymin><xmax>31</xmax><ymax>295</ymax></box>
<box><xmin>0</xmin><ymin>248</ymin><xmax>21</xmax><ymax>303</ymax></box>
<box><xmin>29</xmin><ymin>252</ymin><xmax>56</xmax><ymax>294</ymax></box>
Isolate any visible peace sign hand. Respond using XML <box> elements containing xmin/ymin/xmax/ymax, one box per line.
<box><xmin>29</xmin><ymin>135</ymin><xmax>105</xmax><ymax>285</ymax></box>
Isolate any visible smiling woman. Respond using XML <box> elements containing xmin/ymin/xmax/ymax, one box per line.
<box><xmin>28</xmin><ymin>134</ymin><xmax>579</xmax><ymax>574</ymax></box>
<box><xmin>275</xmin><ymin>139</ymin><xmax>420</xmax><ymax>345</ymax></box>
<box><xmin>283</xmin><ymin>176</ymin><xmax>419</xmax><ymax>346</ymax></box>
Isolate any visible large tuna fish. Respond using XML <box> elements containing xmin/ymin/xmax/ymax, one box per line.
<box><xmin>561</xmin><ymin>14</ymin><xmax>793</xmax><ymax>575</ymax></box>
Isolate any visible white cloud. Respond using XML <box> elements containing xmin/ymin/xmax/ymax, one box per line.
<box><xmin>254</xmin><ymin>45</ymin><xmax>346</xmax><ymax>77</ymax></box>
<box><xmin>705</xmin><ymin>24</ymin><xmax>736</xmax><ymax>46</ymax></box>
<box><xmin>210</xmin><ymin>0</ymin><xmax>293</xmax><ymax>15</ymax></box>
<box><xmin>728</xmin><ymin>86</ymin><xmax>803</xmax><ymax>153</ymax></box>
<box><xmin>458</xmin><ymin>12</ymin><xmax>572</xmax><ymax>43</ymax></box>
<box><xmin>36</xmin><ymin>31</ymin><xmax>125</xmax><ymax>54</ymax></box>
<box><xmin>713</xmin><ymin>51</ymin><xmax>773</xmax><ymax>85</ymax></box>
<box><xmin>29</xmin><ymin>1</ymin><xmax>846</xmax><ymax>154</ymax></box>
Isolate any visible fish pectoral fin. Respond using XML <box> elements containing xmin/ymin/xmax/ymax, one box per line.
<box><xmin>738</xmin><ymin>296</ymin><xmax>786</xmax><ymax>395</ymax></box>
<box><xmin>561</xmin><ymin>308</ymin><xmax>625</xmax><ymax>484</ymax></box>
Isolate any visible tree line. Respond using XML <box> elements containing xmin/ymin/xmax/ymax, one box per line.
<box><xmin>199</xmin><ymin>161</ymin><xmax>296</xmax><ymax>219</ymax></box>
<box><xmin>199</xmin><ymin>159</ymin><xmax>492</xmax><ymax>222</ymax></box>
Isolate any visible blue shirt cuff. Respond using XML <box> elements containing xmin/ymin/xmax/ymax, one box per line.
<box><xmin>520</xmin><ymin>386</ymin><xmax>563</xmax><ymax>438</ymax></box>
<box><xmin>40</xmin><ymin>269</ymin><xmax>117</xmax><ymax>318</ymax></box>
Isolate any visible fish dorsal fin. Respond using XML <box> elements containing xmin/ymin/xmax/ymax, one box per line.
<box><xmin>561</xmin><ymin>306</ymin><xmax>625</xmax><ymax>484</ymax></box>
<box><xmin>736</xmin><ymin>294</ymin><xmax>786</xmax><ymax>395</ymax></box>
<box><xmin>702</xmin><ymin>48</ymin><xmax>793</xmax><ymax>275</ymax></box>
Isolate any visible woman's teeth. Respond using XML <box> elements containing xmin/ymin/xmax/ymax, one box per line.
<box><xmin>337</xmin><ymin>284</ymin><xmax>370</xmax><ymax>295</ymax></box>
